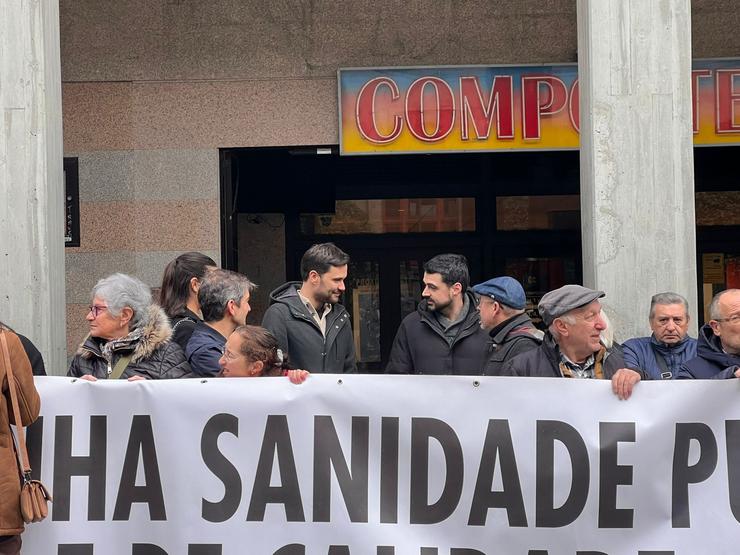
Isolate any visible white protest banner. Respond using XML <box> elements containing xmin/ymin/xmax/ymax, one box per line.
<box><xmin>21</xmin><ymin>375</ymin><xmax>740</xmax><ymax>554</ymax></box>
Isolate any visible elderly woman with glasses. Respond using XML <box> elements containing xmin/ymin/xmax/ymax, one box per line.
<box><xmin>68</xmin><ymin>273</ymin><xmax>192</xmax><ymax>381</ymax></box>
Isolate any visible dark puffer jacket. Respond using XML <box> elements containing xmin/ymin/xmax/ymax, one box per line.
<box><xmin>501</xmin><ymin>332</ymin><xmax>637</xmax><ymax>379</ymax></box>
<box><xmin>262</xmin><ymin>281</ymin><xmax>356</xmax><ymax>373</ymax></box>
<box><xmin>385</xmin><ymin>291</ymin><xmax>489</xmax><ymax>375</ymax></box>
<box><xmin>677</xmin><ymin>324</ymin><xmax>740</xmax><ymax>379</ymax></box>
<box><xmin>67</xmin><ymin>305</ymin><xmax>192</xmax><ymax>380</ymax></box>
<box><xmin>482</xmin><ymin>312</ymin><xmax>543</xmax><ymax>376</ymax></box>
<box><xmin>623</xmin><ymin>334</ymin><xmax>697</xmax><ymax>380</ymax></box>
<box><xmin>169</xmin><ymin>308</ymin><xmax>202</xmax><ymax>352</ymax></box>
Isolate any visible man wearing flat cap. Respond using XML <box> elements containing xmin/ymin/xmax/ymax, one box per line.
<box><xmin>501</xmin><ymin>284</ymin><xmax>644</xmax><ymax>400</ymax></box>
<box><xmin>472</xmin><ymin>276</ymin><xmax>543</xmax><ymax>376</ymax></box>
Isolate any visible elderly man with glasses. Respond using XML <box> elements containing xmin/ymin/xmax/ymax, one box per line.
<box><xmin>678</xmin><ymin>288</ymin><xmax>740</xmax><ymax>379</ymax></box>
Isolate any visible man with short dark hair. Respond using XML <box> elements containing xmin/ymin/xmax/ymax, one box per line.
<box><xmin>502</xmin><ymin>284</ymin><xmax>644</xmax><ymax>400</ymax></box>
<box><xmin>385</xmin><ymin>253</ymin><xmax>488</xmax><ymax>375</ymax></box>
<box><xmin>623</xmin><ymin>292</ymin><xmax>697</xmax><ymax>379</ymax></box>
<box><xmin>186</xmin><ymin>268</ymin><xmax>255</xmax><ymax>376</ymax></box>
<box><xmin>473</xmin><ymin>276</ymin><xmax>543</xmax><ymax>376</ymax></box>
<box><xmin>678</xmin><ymin>288</ymin><xmax>740</xmax><ymax>379</ymax></box>
<box><xmin>262</xmin><ymin>242</ymin><xmax>356</xmax><ymax>373</ymax></box>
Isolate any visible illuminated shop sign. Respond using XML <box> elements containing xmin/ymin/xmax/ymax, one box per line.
<box><xmin>338</xmin><ymin>60</ymin><xmax>740</xmax><ymax>155</ymax></box>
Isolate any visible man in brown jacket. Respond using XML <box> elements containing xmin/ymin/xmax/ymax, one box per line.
<box><xmin>0</xmin><ymin>329</ymin><xmax>41</xmax><ymax>555</ymax></box>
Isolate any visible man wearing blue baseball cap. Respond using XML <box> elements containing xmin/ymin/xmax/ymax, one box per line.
<box><xmin>472</xmin><ymin>276</ymin><xmax>543</xmax><ymax>376</ymax></box>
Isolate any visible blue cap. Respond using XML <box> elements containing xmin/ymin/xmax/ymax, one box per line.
<box><xmin>472</xmin><ymin>276</ymin><xmax>527</xmax><ymax>310</ymax></box>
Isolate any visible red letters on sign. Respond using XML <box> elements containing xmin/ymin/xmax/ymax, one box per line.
<box><xmin>568</xmin><ymin>79</ymin><xmax>580</xmax><ymax>133</ymax></box>
<box><xmin>521</xmin><ymin>75</ymin><xmax>569</xmax><ymax>141</ymax></box>
<box><xmin>459</xmin><ymin>76</ymin><xmax>514</xmax><ymax>140</ymax></box>
<box><xmin>716</xmin><ymin>69</ymin><xmax>740</xmax><ymax>133</ymax></box>
<box><xmin>692</xmin><ymin>70</ymin><xmax>712</xmax><ymax>133</ymax></box>
<box><xmin>350</xmin><ymin>65</ymin><xmax>740</xmax><ymax>149</ymax></box>
<box><xmin>355</xmin><ymin>77</ymin><xmax>403</xmax><ymax>144</ymax></box>
<box><xmin>405</xmin><ymin>77</ymin><xmax>456</xmax><ymax>142</ymax></box>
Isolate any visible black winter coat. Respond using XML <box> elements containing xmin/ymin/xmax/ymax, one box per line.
<box><xmin>18</xmin><ymin>334</ymin><xmax>46</xmax><ymax>376</ymax></box>
<box><xmin>677</xmin><ymin>324</ymin><xmax>740</xmax><ymax>379</ymax></box>
<box><xmin>67</xmin><ymin>305</ymin><xmax>192</xmax><ymax>380</ymax></box>
<box><xmin>169</xmin><ymin>308</ymin><xmax>202</xmax><ymax>352</ymax></box>
<box><xmin>482</xmin><ymin>313</ymin><xmax>543</xmax><ymax>376</ymax></box>
<box><xmin>262</xmin><ymin>282</ymin><xmax>356</xmax><ymax>373</ymax></box>
<box><xmin>385</xmin><ymin>292</ymin><xmax>488</xmax><ymax>375</ymax></box>
<box><xmin>501</xmin><ymin>332</ymin><xmax>634</xmax><ymax>379</ymax></box>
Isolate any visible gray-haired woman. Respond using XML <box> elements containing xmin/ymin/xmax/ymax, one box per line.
<box><xmin>68</xmin><ymin>273</ymin><xmax>191</xmax><ymax>380</ymax></box>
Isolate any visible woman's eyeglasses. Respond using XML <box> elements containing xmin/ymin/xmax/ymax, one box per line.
<box><xmin>220</xmin><ymin>346</ymin><xmax>241</xmax><ymax>361</ymax></box>
<box><xmin>88</xmin><ymin>305</ymin><xmax>109</xmax><ymax>318</ymax></box>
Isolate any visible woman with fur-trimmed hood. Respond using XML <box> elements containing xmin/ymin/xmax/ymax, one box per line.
<box><xmin>68</xmin><ymin>273</ymin><xmax>192</xmax><ymax>381</ymax></box>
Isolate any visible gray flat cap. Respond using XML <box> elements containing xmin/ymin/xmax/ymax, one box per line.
<box><xmin>538</xmin><ymin>284</ymin><xmax>605</xmax><ymax>326</ymax></box>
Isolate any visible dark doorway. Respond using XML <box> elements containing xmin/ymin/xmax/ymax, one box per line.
<box><xmin>220</xmin><ymin>147</ymin><xmax>582</xmax><ymax>372</ymax></box>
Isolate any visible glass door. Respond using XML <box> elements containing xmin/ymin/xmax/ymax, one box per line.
<box><xmin>344</xmin><ymin>259</ymin><xmax>381</xmax><ymax>372</ymax></box>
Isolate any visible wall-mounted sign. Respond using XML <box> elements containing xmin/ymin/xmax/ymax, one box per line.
<box><xmin>64</xmin><ymin>157</ymin><xmax>80</xmax><ymax>247</ymax></box>
<box><xmin>338</xmin><ymin>59</ymin><xmax>740</xmax><ymax>155</ymax></box>
<box><xmin>702</xmin><ymin>253</ymin><xmax>725</xmax><ymax>284</ymax></box>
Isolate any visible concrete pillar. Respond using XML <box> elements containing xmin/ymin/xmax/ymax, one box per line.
<box><xmin>0</xmin><ymin>1</ymin><xmax>66</xmax><ymax>373</ymax></box>
<box><xmin>577</xmin><ymin>0</ymin><xmax>697</xmax><ymax>339</ymax></box>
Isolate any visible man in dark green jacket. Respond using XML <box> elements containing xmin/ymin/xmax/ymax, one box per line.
<box><xmin>262</xmin><ymin>243</ymin><xmax>356</xmax><ymax>373</ymax></box>
<box><xmin>385</xmin><ymin>253</ymin><xmax>488</xmax><ymax>375</ymax></box>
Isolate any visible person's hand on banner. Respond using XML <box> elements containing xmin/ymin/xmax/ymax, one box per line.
<box><xmin>286</xmin><ymin>369</ymin><xmax>309</xmax><ymax>384</ymax></box>
<box><xmin>77</xmin><ymin>374</ymin><xmax>148</xmax><ymax>382</ymax></box>
<box><xmin>611</xmin><ymin>368</ymin><xmax>641</xmax><ymax>400</ymax></box>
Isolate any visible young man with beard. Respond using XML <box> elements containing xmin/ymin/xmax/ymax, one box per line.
<box><xmin>385</xmin><ymin>253</ymin><xmax>488</xmax><ymax>375</ymax></box>
<box><xmin>262</xmin><ymin>243</ymin><xmax>356</xmax><ymax>373</ymax></box>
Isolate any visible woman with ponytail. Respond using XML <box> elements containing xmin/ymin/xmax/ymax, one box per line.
<box><xmin>219</xmin><ymin>325</ymin><xmax>308</xmax><ymax>384</ymax></box>
<box><xmin>159</xmin><ymin>252</ymin><xmax>216</xmax><ymax>350</ymax></box>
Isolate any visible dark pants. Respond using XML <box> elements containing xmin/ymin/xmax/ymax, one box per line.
<box><xmin>0</xmin><ymin>535</ymin><xmax>21</xmax><ymax>555</ymax></box>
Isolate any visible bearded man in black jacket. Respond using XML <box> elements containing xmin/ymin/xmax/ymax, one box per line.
<box><xmin>385</xmin><ymin>253</ymin><xmax>488</xmax><ymax>375</ymax></box>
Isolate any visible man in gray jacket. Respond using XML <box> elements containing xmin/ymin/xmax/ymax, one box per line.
<box><xmin>262</xmin><ymin>243</ymin><xmax>356</xmax><ymax>373</ymax></box>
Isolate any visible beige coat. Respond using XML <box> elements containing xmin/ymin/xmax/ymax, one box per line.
<box><xmin>0</xmin><ymin>330</ymin><xmax>41</xmax><ymax>536</ymax></box>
